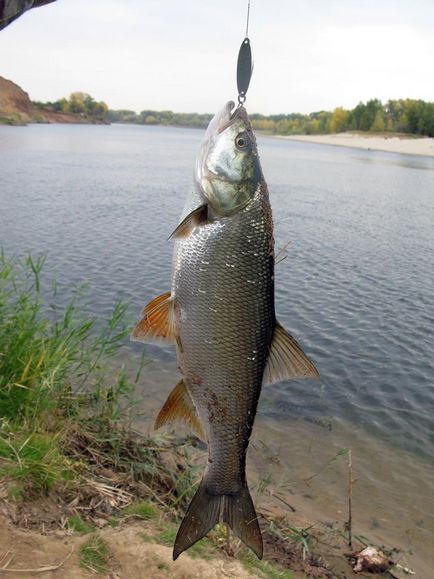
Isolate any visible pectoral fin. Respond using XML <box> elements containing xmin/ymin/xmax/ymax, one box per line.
<box><xmin>169</xmin><ymin>204</ymin><xmax>208</xmax><ymax>239</ymax></box>
<box><xmin>263</xmin><ymin>322</ymin><xmax>319</xmax><ymax>385</ymax></box>
<box><xmin>155</xmin><ymin>379</ymin><xmax>206</xmax><ymax>441</ymax></box>
<box><xmin>131</xmin><ymin>291</ymin><xmax>176</xmax><ymax>343</ymax></box>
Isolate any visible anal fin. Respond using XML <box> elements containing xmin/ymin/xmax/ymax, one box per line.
<box><xmin>263</xmin><ymin>321</ymin><xmax>319</xmax><ymax>385</ymax></box>
<box><xmin>131</xmin><ymin>291</ymin><xmax>176</xmax><ymax>343</ymax></box>
<box><xmin>155</xmin><ymin>379</ymin><xmax>206</xmax><ymax>441</ymax></box>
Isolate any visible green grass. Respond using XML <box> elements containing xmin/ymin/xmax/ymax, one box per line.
<box><xmin>157</xmin><ymin>521</ymin><xmax>212</xmax><ymax>559</ymax></box>
<box><xmin>79</xmin><ymin>534</ymin><xmax>110</xmax><ymax>574</ymax></box>
<box><xmin>268</xmin><ymin>521</ymin><xmax>315</xmax><ymax>560</ymax></box>
<box><xmin>0</xmin><ymin>252</ymin><xmax>145</xmax><ymax>494</ymax></box>
<box><xmin>7</xmin><ymin>485</ymin><xmax>24</xmax><ymax>500</ymax></box>
<box><xmin>242</xmin><ymin>551</ymin><xmax>294</xmax><ymax>579</ymax></box>
<box><xmin>0</xmin><ymin>430</ymin><xmax>74</xmax><ymax>493</ymax></box>
<box><xmin>108</xmin><ymin>516</ymin><xmax>120</xmax><ymax>528</ymax></box>
<box><xmin>68</xmin><ymin>514</ymin><xmax>96</xmax><ymax>534</ymax></box>
<box><xmin>123</xmin><ymin>500</ymin><xmax>158</xmax><ymax>520</ymax></box>
<box><xmin>157</xmin><ymin>523</ymin><xmax>178</xmax><ymax>545</ymax></box>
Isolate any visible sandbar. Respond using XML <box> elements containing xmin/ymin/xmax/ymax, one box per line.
<box><xmin>281</xmin><ymin>132</ymin><xmax>434</xmax><ymax>157</ymax></box>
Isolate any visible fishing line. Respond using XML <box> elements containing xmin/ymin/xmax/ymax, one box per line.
<box><xmin>245</xmin><ymin>0</ymin><xmax>251</xmax><ymax>37</ymax></box>
<box><xmin>236</xmin><ymin>0</ymin><xmax>253</xmax><ymax>106</ymax></box>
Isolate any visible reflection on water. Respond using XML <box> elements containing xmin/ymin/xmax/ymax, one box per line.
<box><xmin>1</xmin><ymin>124</ymin><xmax>433</xmax><ymax>572</ymax></box>
<box><xmin>354</xmin><ymin>153</ymin><xmax>434</xmax><ymax>171</ymax></box>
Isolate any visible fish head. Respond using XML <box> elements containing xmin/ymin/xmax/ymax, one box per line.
<box><xmin>195</xmin><ymin>101</ymin><xmax>261</xmax><ymax>217</ymax></box>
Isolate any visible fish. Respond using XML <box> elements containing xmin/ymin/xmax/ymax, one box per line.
<box><xmin>132</xmin><ymin>100</ymin><xmax>319</xmax><ymax>560</ymax></box>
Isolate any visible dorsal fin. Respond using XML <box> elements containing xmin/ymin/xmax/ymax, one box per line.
<box><xmin>155</xmin><ymin>379</ymin><xmax>206</xmax><ymax>441</ymax></box>
<box><xmin>169</xmin><ymin>204</ymin><xmax>208</xmax><ymax>239</ymax></box>
<box><xmin>263</xmin><ymin>322</ymin><xmax>319</xmax><ymax>385</ymax></box>
<box><xmin>131</xmin><ymin>291</ymin><xmax>176</xmax><ymax>343</ymax></box>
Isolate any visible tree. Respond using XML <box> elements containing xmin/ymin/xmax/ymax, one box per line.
<box><xmin>68</xmin><ymin>92</ymin><xmax>87</xmax><ymax>114</ymax></box>
<box><xmin>329</xmin><ymin>107</ymin><xmax>349</xmax><ymax>133</ymax></box>
<box><xmin>370</xmin><ymin>110</ymin><xmax>385</xmax><ymax>132</ymax></box>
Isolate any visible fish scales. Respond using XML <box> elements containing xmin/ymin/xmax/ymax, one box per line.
<box><xmin>173</xmin><ymin>182</ymin><xmax>274</xmax><ymax>493</ymax></box>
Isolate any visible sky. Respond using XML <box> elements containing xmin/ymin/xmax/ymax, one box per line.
<box><xmin>0</xmin><ymin>0</ymin><xmax>433</xmax><ymax>115</ymax></box>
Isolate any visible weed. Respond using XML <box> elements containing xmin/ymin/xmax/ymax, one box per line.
<box><xmin>157</xmin><ymin>523</ymin><xmax>178</xmax><ymax>545</ymax></box>
<box><xmin>0</xmin><ymin>430</ymin><xmax>74</xmax><ymax>493</ymax></box>
<box><xmin>256</xmin><ymin>472</ymin><xmax>273</xmax><ymax>496</ymax></box>
<box><xmin>269</xmin><ymin>521</ymin><xmax>315</xmax><ymax>560</ymax></box>
<box><xmin>304</xmin><ymin>447</ymin><xmax>349</xmax><ymax>482</ymax></box>
<box><xmin>157</xmin><ymin>522</ymin><xmax>211</xmax><ymax>558</ymax></box>
<box><xmin>242</xmin><ymin>550</ymin><xmax>293</xmax><ymax>579</ymax></box>
<box><xmin>123</xmin><ymin>500</ymin><xmax>158</xmax><ymax>520</ymax></box>
<box><xmin>68</xmin><ymin>514</ymin><xmax>96</xmax><ymax>534</ymax></box>
<box><xmin>0</xmin><ymin>253</ymin><xmax>144</xmax><ymax>494</ymax></box>
<box><xmin>6</xmin><ymin>485</ymin><xmax>24</xmax><ymax>500</ymax></box>
<box><xmin>79</xmin><ymin>534</ymin><xmax>110</xmax><ymax>574</ymax></box>
<box><xmin>168</xmin><ymin>446</ymin><xmax>201</xmax><ymax>510</ymax></box>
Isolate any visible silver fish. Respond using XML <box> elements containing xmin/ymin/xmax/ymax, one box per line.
<box><xmin>132</xmin><ymin>101</ymin><xmax>319</xmax><ymax>560</ymax></box>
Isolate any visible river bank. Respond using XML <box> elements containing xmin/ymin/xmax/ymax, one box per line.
<box><xmin>279</xmin><ymin>132</ymin><xmax>434</xmax><ymax>157</ymax></box>
<box><xmin>0</xmin><ymin>254</ymin><xmax>421</xmax><ymax>578</ymax></box>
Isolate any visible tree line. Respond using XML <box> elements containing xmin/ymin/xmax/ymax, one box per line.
<box><xmin>249</xmin><ymin>99</ymin><xmax>434</xmax><ymax>137</ymax></box>
<box><xmin>106</xmin><ymin>109</ymin><xmax>213</xmax><ymax>128</ymax></box>
<box><xmin>108</xmin><ymin>99</ymin><xmax>434</xmax><ymax>137</ymax></box>
<box><xmin>33</xmin><ymin>94</ymin><xmax>434</xmax><ymax>136</ymax></box>
<box><xmin>33</xmin><ymin>92</ymin><xmax>108</xmax><ymax>120</ymax></box>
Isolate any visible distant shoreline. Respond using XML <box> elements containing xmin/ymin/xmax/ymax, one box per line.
<box><xmin>2</xmin><ymin>117</ymin><xmax>434</xmax><ymax>158</ymax></box>
<box><xmin>277</xmin><ymin>132</ymin><xmax>434</xmax><ymax>158</ymax></box>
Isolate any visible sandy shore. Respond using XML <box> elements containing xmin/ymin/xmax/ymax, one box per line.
<box><xmin>281</xmin><ymin>132</ymin><xmax>434</xmax><ymax>157</ymax></box>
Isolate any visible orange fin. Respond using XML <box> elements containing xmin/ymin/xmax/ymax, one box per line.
<box><xmin>263</xmin><ymin>322</ymin><xmax>319</xmax><ymax>385</ymax></box>
<box><xmin>169</xmin><ymin>204</ymin><xmax>208</xmax><ymax>239</ymax></box>
<box><xmin>131</xmin><ymin>291</ymin><xmax>176</xmax><ymax>343</ymax></box>
<box><xmin>155</xmin><ymin>379</ymin><xmax>206</xmax><ymax>441</ymax></box>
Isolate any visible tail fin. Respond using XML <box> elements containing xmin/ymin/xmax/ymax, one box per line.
<box><xmin>173</xmin><ymin>480</ymin><xmax>221</xmax><ymax>560</ymax></box>
<box><xmin>223</xmin><ymin>483</ymin><xmax>263</xmax><ymax>559</ymax></box>
<box><xmin>173</xmin><ymin>480</ymin><xmax>263</xmax><ymax>560</ymax></box>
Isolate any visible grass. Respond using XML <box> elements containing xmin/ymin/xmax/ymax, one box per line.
<box><xmin>157</xmin><ymin>521</ymin><xmax>212</xmax><ymax>559</ymax></box>
<box><xmin>123</xmin><ymin>500</ymin><xmax>159</xmax><ymax>520</ymax></box>
<box><xmin>157</xmin><ymin>523</ymin><xmax>178</xmax><ymax>545</ymax></box>
<box><xmin>68</xmin><ymin>514</ymin><xmax>96</xmax><ymax>534</ymax></box>
<box><xmin>242</xmin><ymin>551</ymin><xmax>294</xmax><ymax>579</ymax></box>
<box><xmin>79</xmin><ymin>534</ymin><xmax>110</xmax><ymax>574</ymax></box>
<box><xmin>0</xmin><ymin>430</ymin><xmax>74</xmax><ymax>493</ymax></box>
<box><xmin>0</xmin><ymin>252</ymin><xmax>143</xmax><ymax>493</ymax></box>
<box><xmin>269</xmin><ymin>520</ymin><xmax>315</xmax><ymax>560</ymax></box>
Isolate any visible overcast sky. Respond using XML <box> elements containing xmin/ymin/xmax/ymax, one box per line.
<box><xmin>0</xmin><ymin>0</ymin><xmax>433</xmax><ymax>115</ymax></box>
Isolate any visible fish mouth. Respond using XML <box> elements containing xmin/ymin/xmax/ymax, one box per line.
<box><xmin>230</xmin><ymin>104</ymin><xmax>249</xmax><ymax>123</ymax></box>
<box><xmin>217</xmin><ymin>101</ymin><xmax>249</xmax><ymax>133</ymax></box>
<box><xmin>211</xmin><ymin>101</ymin><xmax>236</xmax><ymax>135</ymax></box>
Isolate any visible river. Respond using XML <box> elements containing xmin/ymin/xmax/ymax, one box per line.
<box><xmin>0</xmin><ymin>123</ymin><xmax>433</xmax><ymax>575</ymax></box>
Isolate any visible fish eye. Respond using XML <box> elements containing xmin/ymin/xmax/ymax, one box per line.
<box><xmin>235</xmin><ymin>134</ymin><xmax>248</xmax><ymax>149</ymax></box>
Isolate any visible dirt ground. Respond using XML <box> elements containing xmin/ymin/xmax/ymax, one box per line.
<box><xmin>0</xmin><ymin>433</ymin><xmax>411</xmax><ymax>579</ymax></box>
<box><xmin>0</xmin><ymin>501</ymin><xmax>401</xmax><ymax>579</ymax></box>
<box><xmin>0</xmin><ymin>517</ymin><xmax>259</xmax><ymax>578</ymax></box>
